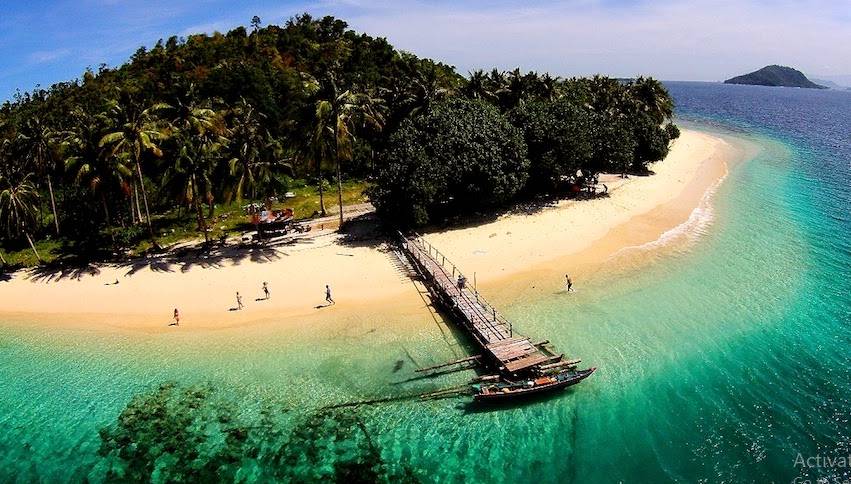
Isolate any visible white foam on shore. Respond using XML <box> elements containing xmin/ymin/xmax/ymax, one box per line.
<box><xmin>608</xmin><ymin>170</ymin><xmax>728</xmax><ymax>259</ymax></box>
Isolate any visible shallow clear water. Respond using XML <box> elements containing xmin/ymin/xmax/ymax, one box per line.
<box><xmin>1</xmin><ymin>82</ymin><xmax>849</xmax><ymax>482</ymax></box>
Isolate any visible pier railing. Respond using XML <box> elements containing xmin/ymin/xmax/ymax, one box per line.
<box><xmin>403</xmin><ymin>233</ymin><xmax>513</xmax><ymax>339</ymax></box>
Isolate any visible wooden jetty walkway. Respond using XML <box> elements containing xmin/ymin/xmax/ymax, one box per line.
<box><xmin>399</xmin><ymin>233</ymin><xmax>569</xmax><ymax>375</ymax></box>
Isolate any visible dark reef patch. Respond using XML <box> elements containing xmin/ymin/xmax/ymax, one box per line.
<box><xmin>96</xmin><ymin>382</ymin><xmax>421</xmax><ymax>482</ymax></box>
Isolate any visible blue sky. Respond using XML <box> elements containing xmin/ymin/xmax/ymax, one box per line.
<box><xmin>1</xmin><ymin>0</ymin><xmax>849</xmax><ymax>100</ymax></box>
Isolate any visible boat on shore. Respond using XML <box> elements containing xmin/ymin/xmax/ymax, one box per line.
<box><xmin>473</xmin><ymin>367</ymin><xmax>597</xmax><ymax>403</ymax></box>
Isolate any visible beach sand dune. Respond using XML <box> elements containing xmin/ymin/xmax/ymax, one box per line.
<box><xmin>0</xmin><ymin>129</ymin><xmax>747</xmax><ymax>332</ymax></box>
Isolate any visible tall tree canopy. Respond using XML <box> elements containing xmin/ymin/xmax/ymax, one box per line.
<box><xmin>509</xmin><ymin>100</ymin><xmax>593</xmax><ymax>190</ymax></box>
<box><xmin>370</xmin><ymin>98</ymin><xmax>529</xmax><ymax>226</ymax></box>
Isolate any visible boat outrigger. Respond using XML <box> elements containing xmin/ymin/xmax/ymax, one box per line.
<box><xmin>398</xmin><ymin>233</ymin><xmax>595</xmax><ymax>404</ymax></box>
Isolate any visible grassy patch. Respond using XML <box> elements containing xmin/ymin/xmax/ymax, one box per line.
<box><xmin>1</xmin><ymin>238</ymin><xmax>63</xmax><ymax>267</ymax></box>
<box><xmin>1</xmin><ymin>180</ymin><xmax>370</xmax><ymax>268</ymax></box>
<box><xmin>148</xmin><ymin>179</ymin><xmax>369</xmax><ymax>247</ymax></box>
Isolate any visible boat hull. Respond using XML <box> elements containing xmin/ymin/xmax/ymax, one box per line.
<box><xmin>473</xmin><ymin>368</ymin><xmax>596</xmax><ymax>403</ymax></box>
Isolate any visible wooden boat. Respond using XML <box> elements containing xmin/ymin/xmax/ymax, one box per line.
<box><xmin>473</xmin><ymin>367</ymin><xmax>596</xmax><ymax>402</ymax></box>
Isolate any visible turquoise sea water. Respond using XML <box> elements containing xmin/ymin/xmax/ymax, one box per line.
<box><xmin>1</xmin><ymin>82</ymin><xmax>849</xmax><ymax>482</ymax></box>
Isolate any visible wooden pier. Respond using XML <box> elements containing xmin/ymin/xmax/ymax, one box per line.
<box><xmin>399</xmin><ymin>233</ymin><xmax>568</xmax><ymax>376</ymax></box>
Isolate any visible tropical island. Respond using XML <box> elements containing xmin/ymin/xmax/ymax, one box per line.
<box><xmin>0</xmin><ymin>14</ymin><xmax>680</xmax><ymax>270</ymax></box>
<box><xmin>0</xmin><ymin>11</ymin><xmax>743</xmax><ymax>335</ymax></box>
<box><xmin>724</xmin><ymin>65</ymin><xmax>827</xmax><ymax>89</ymax></box>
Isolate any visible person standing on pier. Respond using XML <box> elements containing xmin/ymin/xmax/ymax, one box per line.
<box><xmin>325</xmin><ymin>284</ymin><xmax>335</xmax><ymax>305</ymax></box>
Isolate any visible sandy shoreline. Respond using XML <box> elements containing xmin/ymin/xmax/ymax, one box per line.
<box><xmin>426</xmin><ymin>128</ymin><xmax>747</xmax><ymax>301</ymax></box>
<box><xmin>0</xmin><ymin>128</ymin><xmax>749</xmax><ymax>333</ymax></box>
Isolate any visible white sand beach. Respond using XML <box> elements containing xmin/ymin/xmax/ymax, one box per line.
<box><xmin>0</xmin><ymin>129</ymin><xmax>747</xmax><ymax>332</ymax></box>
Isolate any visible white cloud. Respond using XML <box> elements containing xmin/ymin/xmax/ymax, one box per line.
<box><xmin>28</xmin><ymin>48</ymin><xmax>72</xmax><ymax>64</ymax></box>
<box><xmin>179</xmin><ymin>21</ymin><xmax>237</xmax><ymax>37</ymax></box>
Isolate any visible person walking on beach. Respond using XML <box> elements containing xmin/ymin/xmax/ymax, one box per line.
<box><xmin>172</xmin><ymin>308</ymin><xmax>180</xmax><ymax>326</ymax></box>
<box><xmin>236</xmin><ymin>292</ymin><xmax>244</xmax><ymax>310</ymax></box>
<box><xmin>325</xmin><ymin>284</ymin><xmax>335</xmax><ymax>305</ymax></box>
<box><xmin>565</xmin><ymin>274</ymin><xmax>573</xmax><ymax>292</ymax></box>
<box><xmin>262</xmin><ymin>281</ymin><xmax>270</xmax><ymax>300</ymax></box>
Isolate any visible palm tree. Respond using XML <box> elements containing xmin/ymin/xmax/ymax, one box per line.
<box><xmin>0</xmin><ymin>132</ymin><xmax>15</xmax><ymax>268</ymax></box>
<box><xmin>315</xmin><ymin>97</ymin><xmax>349</xmax><ymax>227</ymax></box>
<box><xmin>298</xmin><ymin>74</ymin><xmax>332</xmax><ymax>217</ymax></box>
<box><xmin>407</xmin><ymin>63</ymin><xmax>450</xmax><ymax>118</ymax></box>
<box><xmin>170</xmin><ymin>85</ymin><xmax>217</xmax><ymax>138</ymax></box>
<box><xmin>583</xmin><ymin>75</ymin><xmax>630</xmax><ymax>118</ymax></box>
<box><xmin>499</xmin><ymin>68</ymin><xmax>534</xmax><ymax>110</ymax></box>
<box><xmin>100</xmin><ymin>95</ymin><xmax>170</xmax><ymax>241</ymax></box>
<box><xmin>314</xmin><ymin>81</ymin><xmax>384</xmax><ymax>226</ymax></box>
<box><xmin>0</xmin><ymin>173</ymin><xmax>42</xmax><ymax>261</ymax></box>
<box><xmin>165</xmin><ymin>138</ymin><xmax>216</xmax><ymax>244</ymax></box>
<box><xmin>224</xmin><ymin>98</ymin><xmax>288</xmax><ymax>203</ymax></box>
<box><xmin>487</xmin><ymin>68</ymin><xmax>506</xmax><ymax>94</ymax></box>
<box><xmin>63</xmin><ymin>108</ymin><xmax>132</xmax><ymax>230</ymax></box>
<box><xmin>0</xmin><ymin>125</ymin><xmax>15</xmax><ymax>180</ymax></box>
<box><xmin>628</xmin><ymin>77</ymin><xmax>674</xmax><ymax>124</ymax></box>
<box><xmin>309</xmin><ymin>103</ymin><xmax>333</xmax><ymax>217</ymax></box>
<box><xmin>463</xmin><ymin>69</ymin><xmax>496</xmax><ymax>102</ymax></box>
<box><xmin>17</xmin><ymin>116</ymin><xmax>60</xmax><ymax>234</ymax></box>
<box><xmin>537</xmin><ymin>73</ymin><xmax>562</xmax><ymax>102</ymax></box>
<box><xmin>378</xmin><ymin>58</ymin><xmax>449</xmax><ymax>129</ymax></box>
<box><xmin>165</xmin><ymin>93</ymin><xmax>228</xmax><ymax>244</ymax></box>
<box><xmin>172</xmin><ymin>94</ymin><xmax>224</xmax><ymax>208</ymax></box>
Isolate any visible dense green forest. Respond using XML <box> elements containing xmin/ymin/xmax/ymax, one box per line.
<box><xmin>0</xmin><ymin>14</ymin><xmax>678</xmax><ymax>267</ymax></box>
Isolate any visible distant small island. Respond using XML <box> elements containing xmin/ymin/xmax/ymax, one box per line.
<box><xmin>811</xmin><ymin>78</ymin><xmax>851</xmax><ymax>91</ymax></box>
<box><xmin>812</xmin><ymin>78</ymin><xmax>842</xmax><ymax>90</ymax></box>
<box><xmin>724</xmin><ymin>65</ymin><xmax>827</xmax><ymax>89</ymax></box>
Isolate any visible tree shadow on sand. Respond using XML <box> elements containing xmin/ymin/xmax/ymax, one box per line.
<box><xmin>352</xmin><ymin>187</ymin><xmax>613</xmax><ymax>244</ymax></box>
<box><xmin>336</xmin><ymin>212</ymin><xmax>388</xmax><ymax>249</ymax></box>
<box><xmin>21</xmin><ymin>234</ymin><xmax>322</xmax><ymax>284</ymax></box>
<box><xmin>16</xmin><ymin>185</ymin><xmax>614</xmax><ymax>285</ymax></box>
<box><xmin>28</xmin><ymin>259</ymin><xmax>101</xmax><ymax>283</ymax></box>
<box><xmin>0</xmin><ymin>272</ymin><xmax>12</xmax><ymax>283</ymax></box>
